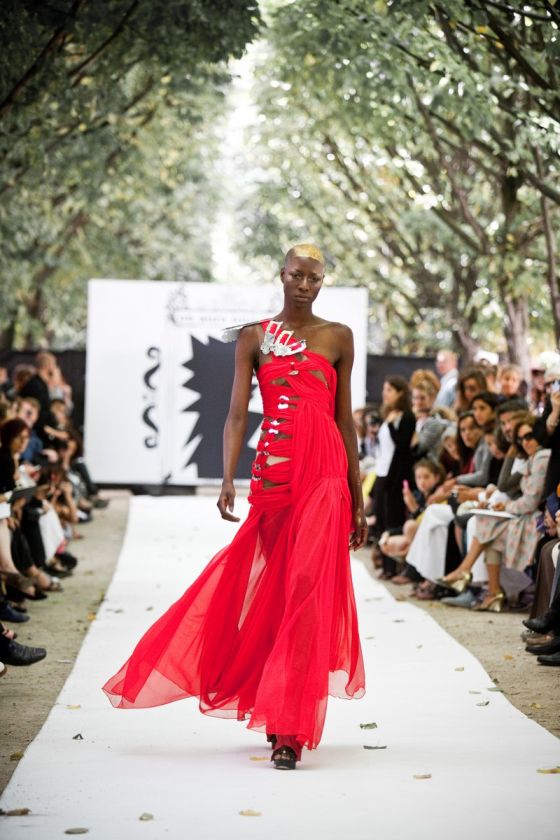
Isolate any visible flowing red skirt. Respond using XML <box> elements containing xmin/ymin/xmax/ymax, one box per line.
<box><xmin>103</xmin><ymin>346</ymin><xmax>365</xmax><ymax>751</ymax></box>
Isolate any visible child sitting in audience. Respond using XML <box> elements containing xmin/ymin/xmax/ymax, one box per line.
<box><xmin>378</xmin><ymin>458</ymin><xmax>445</xmax><ymax>584</ymax></box>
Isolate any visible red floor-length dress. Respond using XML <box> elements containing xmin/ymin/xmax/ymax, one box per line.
<box><xmin>103</xmin><ymin>320</ymin><xmax>365</xmax><ymax>751</ymax></box>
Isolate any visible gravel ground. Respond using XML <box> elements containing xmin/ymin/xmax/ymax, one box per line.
<box><xmin>1</xmin><ymin>492</ymin><xmax>557</xmax><ymax>794</ymax></box>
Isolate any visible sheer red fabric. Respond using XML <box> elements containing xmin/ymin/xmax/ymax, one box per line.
<box><xmin>102</xmin><ymin>322</ymin><xmax>365</xmax><ymax>751</ymax></box>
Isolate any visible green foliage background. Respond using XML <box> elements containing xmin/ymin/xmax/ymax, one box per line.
<box><xmin>0</xmin><ymin>0</ymin><xmax>261</xmax><ymax>348</ymax></box>
<box><xmin>1</xmin><ymin>0</ymin><xmax>558</xmax><ymax>362</ymax></box>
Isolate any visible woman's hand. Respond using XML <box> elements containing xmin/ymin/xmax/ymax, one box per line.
<box><xmin>217</xmin><ymin>481</ymin><xmax>240</xmax><ymax>522</ymax></box>
<box><xmin>349</xmin><ymin>509</ymin><xmax>368</xmax><ymax>551</ymax></box>
<box><xmin>402</xmin><ymin>486</ymin><xmax>418</xmax><ymax>512</ymax></box>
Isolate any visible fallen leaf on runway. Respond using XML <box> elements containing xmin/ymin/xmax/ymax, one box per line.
<box><xmin>393</xmin><ymin>619</ymin><xmax>405</xmax><ymax>623</ymax></box>
<box><xmin>503</xmin><ymin>654</ymin><xmax>514</xmax><ymax>660</ymax></box>
<box><xmin>469</xmin><ymin>691</ymin><xmax>481</xmax><ymax>695</ymax></box>
<box><xmin>363</xmin><ymin>745</ymin><xmax>387</xmax><ymax>750</ymax></box>
<box><xmin>57</xmin><ymin>659</ymin><xmax>73</xmax><ymax>664</ymax></box>
<box><xmin>454</xmin><ymin>667</ymin><xmax>465</xmax><ymax>672</ymax></box>
<box><xmin>365</xmin><ymin>636</ymin><xmax>375</xmax><ymax>640</ymax></box>
<box><xmin>395</xmin><ymin>595</ymin><xmax>407</xmax><ymax>602</ymax></box>
<box><xmin>476</xmin><ymin>701</ymin><xmax>490</xmax><ymax>707</ymax></box>
<box><xmin>487</xmin><ymin>687</ymin><xmax>503</xmax><ymax>692</ymax></box>
<box><xmin>249</xmin><ymin>756</ymin><xmax>268</xmax><ymax>761</ymax></box>
<box><xmin>146</xmin><ymin>606</ymin><xmax>154</xmax><ymax>611</ymax></box>
<box><xmin>2</xmin><ymin>808</ymin><xmax>31</xmax><ymax>816</ymax></box>
<box><xmin>413</xmin><ymin>774</ymin><xmax>431</xmax><ymax>780</ymax></box>
<box><xmin>72</xmin><ymin>733</ymin><xmax>83</xmax><ymax>740</ymax></box>
<box><xmin>359</xmin><ymin>722</ymin><xmax>378</xmax><ymax>729</ymax></box>
<box><xmin>530</xmin><ymin>703</ymin><xmax>543</xmax><ymax>709</ymax></box>
<box><xmin>87</xmin><ymin>612</ymin><xmax>96</xmax><ymax>622</ymax></box>
<box><xmin>537</xmin><ymin>767</ymin><xmax>560</xmax><ymax>774</ymax></box>
<box><xmin>416</xmin><ymin>645</ymin><xmax>423</xmax><ymax>649</ymax></box>
<box><xmin>64</xmin><ymin>829</ymin><xmax>89</xmax><ymax>835</ymax></box>
<box><xmin>66</xmin><ymin>705</ymin><xmax>81</xmax><ymax>710</ymax></box>
<box><xmin>239</xmin><ymin>809</ymin><xmax>261</xmax><ymax>816</ymax></box>
<box><xmin>139</xmin><ymin>813</ymin><xmax>154</xmax><ymax>821</ymax></box>
<box><xmin>9</xmin><ymin>752</ymin><xmax>23</xmax><ymax>761</ymax></box>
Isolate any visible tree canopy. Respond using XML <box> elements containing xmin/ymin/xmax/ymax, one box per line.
<box><xmin>1</xmin><ymin>0</ymin><xmax>558</xmax><ymax>364</ymax></box>
<box><xmin>237</xmin><ymin>0</ymin><xmax>559</xmax><ymax>363</ymax></box>
<box><xmin>0</xmin><ymin>0</ymin><xmax>261</xmax><ymax>348</ymax></box>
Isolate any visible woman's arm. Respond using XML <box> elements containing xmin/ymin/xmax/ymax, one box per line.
<box><xmin>456</xmin><ymin>439</ymin><xmax>492</xmax><ymax>487</ymax></box>
<box><xmin>334</xmin><ymin>326</ymin><xmax>368</xmax><ymax>551</ymax></box>
<box><xmin>505</xmin><ymin>449</ymin><xmax>551</xmax><ymax>516</ymax></box>
<box><xmin>496</xmin><ymin>453</ymin><xmax>523</xmax><ymax>497</ymax></box>
<box><xmin>216</xmin><ymin>327</ymin><xmax>257</xmax><ymax>522</ymax></box>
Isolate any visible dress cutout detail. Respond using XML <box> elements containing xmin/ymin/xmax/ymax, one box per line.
<box><xmin>102</xmin><ymin>320</ymin><xmax>365</xmax><ymax>751</ymax></box>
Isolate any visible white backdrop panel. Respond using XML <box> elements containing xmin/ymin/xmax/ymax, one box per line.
<box><xmin>85</xmin><ymin>280</ymin><xmax>367</xmax><ymax>485</ymax></box>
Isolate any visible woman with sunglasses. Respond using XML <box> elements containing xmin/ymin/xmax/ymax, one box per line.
<box><xmin>440</xmin><ymin>413</ymin><xmax>550</xmax><ymax>611</ymax></box>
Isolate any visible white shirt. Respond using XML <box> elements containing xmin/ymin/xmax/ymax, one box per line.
<box><xmin>375</xmin><ymin>421</ymin><xmax>395</xmax><ymax>477</ymax></box>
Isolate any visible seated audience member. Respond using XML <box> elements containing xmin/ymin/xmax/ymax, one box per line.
<box><xmin>534</xmin><ymin>364</ymin><xmax>560</xmax><ymax>498</ymax></box>
<box><xmin>455</xmin><ymin>366</ymin><xmax>488</xmax><ymax>413</ymax></box>
<box><xmin>454</xmin><ymin>410</ymin><xmax>492</xmax><ymax>489</ymax></box>
<box><xmin>19</xmin><ymin>352</ymin><xmax>58</xmax><ymax>443</ymax></box>
<box><xmin>0</xmin><ymin>419</ymin><xmax>61</xmax><ymax>598</ymax></box>
<box><xmin>523</xmin><ymin>508</ymin><xmax>560</xmax><ymax>666</ymax></box>
<box><xmin>410</xmin><ymin>371</ymin><xmax>448</xmax><ymax>460</ymax></box>
<box><xmin>477</xmin><ymin>359</ymin><xmax>499</xmax><ymax>393</ymax></box>
<box><xmin>437</xmin><ymin>413</ymin><xmax>550</xmax><ymax>611</ymax></box>
<box><xmin>9</xmin><ymin>363</ymin><xmax>35</xmax><ymax>398</ymax></box>
<box><xmin>368</xmin><ymin>377</ymin><xmax>415</xmax><ymax>574</ymax></box>
<box><xmin>381</xmin><ymin>458</ymin><xmax>446</xmax><ymax>585</ymax></box>
<box><xmin>16</xmin><ymin>397</ymin><xmax>52</xmax><ymax>465</ymax></box>
<box><xmin>0</xmin><ymin>395</ymin><xmax>16</xmax><ymax>425</ymax></box>
<box><xmin>498</xmin><ymin>363</ymin><xmax>524</xmax><ymax>400</ymax></box>
<box><xmin>527</xmin><ymin>493</ymin><xmax>560</xmax><ymax>619</ymax></box>
<box><xmin>0</xmin><ymin>367</ymin><xmax>9</xmax><ymax>396</ymax></box>
<box><xmin>439</xmin><ymin>424</ymin><xmax>460</xmax><ymax>476</ymax></box>
<box><xmin>404</xmin><ymin>412</ymin><xmax>485</xmax><ymax>592</ymax></box>
<box><xmin>354</xmin><ymin>407</ymin><xmax>368</xmax><ymax>456</ymax></box>
<box><xmin>529</xmin><ymin>363</ymin><xmax>547</xmax><ymax>413</ymax></box>
<box><xmin>435</xmin><ymin>350</ymin><xmax>458</xmax><ymax>408</ymax></box>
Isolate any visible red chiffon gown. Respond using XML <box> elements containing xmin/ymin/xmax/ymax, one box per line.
<box><xmin>103</xmin><ymin>320</ymin><xmax>365</xmax><ymax>753</ymax></box>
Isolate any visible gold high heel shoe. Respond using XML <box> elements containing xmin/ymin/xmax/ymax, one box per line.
<box><xmin>472</xmin><ymin>591</ymin><xmax>506</xmax><ymax>613</ymax></box>
<box><xmin>436</xmin><ymin>571</ymin><xmax>473</xmax><ymax>594</ymax></box>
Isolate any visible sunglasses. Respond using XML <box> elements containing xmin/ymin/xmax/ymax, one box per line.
<box><xmin>516</xmin><ymin>431</ymin><xmax>535</xmax><ymax>444</ymax></box>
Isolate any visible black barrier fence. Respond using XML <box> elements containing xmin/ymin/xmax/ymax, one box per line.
<box><xmin>0</xmin><ymin>350</ymin><xmax>436</xmax><ymax>486</ymax></box>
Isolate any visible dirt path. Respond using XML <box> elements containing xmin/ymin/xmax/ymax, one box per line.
<box><xmin>1</xmin><ymin>494</ymin><xmax>557</xmax><ymax>794</ymax></box>
<box><xmin>0</xmin><ymin>491</ymin><xmax>129</xmax><ymax>794</ymax></box>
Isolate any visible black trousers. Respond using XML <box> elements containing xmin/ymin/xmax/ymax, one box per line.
<box><xmin>10</xmin><ymin>526</ymin><xmax>34</xmax><ymax>574</ymax></box>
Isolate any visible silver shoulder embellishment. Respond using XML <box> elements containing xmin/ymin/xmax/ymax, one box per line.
<box><xmin>260</xmin><ymin>320</ymin><xmax>307</xmax><ymax>357</ymax></box>
<box><xmin>221</xmin><ymin>319</ymin><xmax>265</xmax><ymax>343</ymax></box>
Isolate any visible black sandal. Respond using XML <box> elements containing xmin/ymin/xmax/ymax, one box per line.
<box><xmin>271</xmin><ymin>746</ymin><xmax>297</xmax><ymax>770</ymax></box>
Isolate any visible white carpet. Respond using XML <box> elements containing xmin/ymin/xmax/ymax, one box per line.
<box><xmin>1</xmin><ymin>496</ymin><xmax>558</xmax><ymax>839</ymax></box>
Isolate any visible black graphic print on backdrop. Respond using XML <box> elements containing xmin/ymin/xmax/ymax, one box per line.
<box><xmin>142</xmin><ymin>346</ymin><xmax>160</xmax><ymax>449</ymax></box>
<box><xmin>183</xmin><ymin>336</ymin><xmax>261</xmax><ymax>479</ymax></box>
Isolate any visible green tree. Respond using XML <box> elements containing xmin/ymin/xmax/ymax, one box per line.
<box><xmin>0</xmin><ymin>0</ymin><xmax>261</xmax><ymax>348</ymax></box>
<box><xmin>237</xmin><ymin>0</ymin><xmax>559</xmax><ymax>364</ymax></box>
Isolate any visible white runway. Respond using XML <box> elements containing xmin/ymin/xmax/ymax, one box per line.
<box><xmin>1</xmin><ymin>496</ymin><xmax>559</xmax><ymax>839</ymax></box>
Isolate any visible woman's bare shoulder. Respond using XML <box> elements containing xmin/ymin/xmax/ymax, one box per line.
<box><xmin>316</xmin><ymin>320</ymin><xmax>353</xmax><ymax>347</ymax></box>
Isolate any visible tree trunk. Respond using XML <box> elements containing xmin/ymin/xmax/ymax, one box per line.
<box><xmin>503</xmin><ymin>295</ymin><xmax>531</xmax><ymax>379</ymax></box>
<box><xmin>0</xmin><ymin>318</ymin><xmax>17</xmax><ymax>351</ymax></box>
